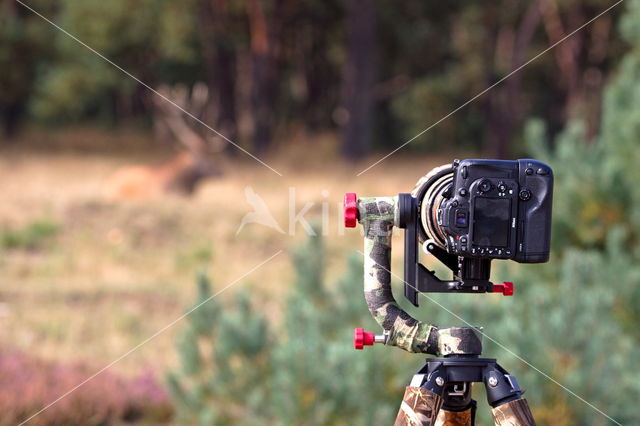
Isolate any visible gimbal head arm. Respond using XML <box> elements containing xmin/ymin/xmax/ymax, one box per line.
<box><xmin>350</xmin><ymin>195</ymin><xmax>439</xmax><ymax>354</ymax></box>
<box><xmin>347</xmin><ymin>194</ymin><xmax>482</xmax><ymax>356</ymax></box>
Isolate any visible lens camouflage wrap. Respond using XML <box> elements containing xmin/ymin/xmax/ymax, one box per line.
<box><xmin>358</xmin><ymin>196</ymin><xmax>439</xmax><ymax>354</ymax></box>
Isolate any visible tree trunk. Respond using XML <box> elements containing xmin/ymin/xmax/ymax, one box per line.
<box><xmin>539</xmin><ymin>0</ymin><xmax>584</xmax><ymax>118</ymax></box>
<box><xmin>584</xmin><ymin>14</ymin><xmax>611</xmax><ymax>141</ymax></box>
<box><xmin>340</xmin><ymin>0</ymin><xmax>375</xmax><ymax>161</ymax></box>
<box><xmin>198</xmin><ymin>0</ymin><xmax>239</xmax><ymax>155</ymax></box>
<box><xmin>481</xmin><ymin>3</ymin><xmax>507</xmax><ymax>158</ymax></box>
<box><xmin>247</xmin><ymin>0</ymin><xmax>277</xmax><ymax>155</ymax></box>
<box><xmin>1</xmin><ymin>103</ymin><xmax>23</xmax><ymax>142</ymax></box>
<box><xmin>0</xmin><ymin>1</ymin><xmax>29</xmax><ymax>143</ymax></box>
<box><xmin>484</xmin><ymin>2</ymin><xmax>542</xmax><ymax>158</ymax></box>
<box><xmin>215</xmin><ymin>46</ymin><xmax>238</xmax><ymax>148</ymax></box>
<box><xmin>505</xmin><ymin>1</ymin><xmax>542</xmax><ymax>127</ymax></box>
<box><xmin>303</xmin><ymin>20</ymin><xmax>332</xmax><ymax>131</ymax></box>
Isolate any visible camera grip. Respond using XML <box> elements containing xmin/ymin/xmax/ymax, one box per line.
<box><xmin>357</xmin><ymin>196</ymin><xmax>439</xmax><ymax>354</ymax></box>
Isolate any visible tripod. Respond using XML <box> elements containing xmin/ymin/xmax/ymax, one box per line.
<box><xmin>394</xmin><ymin>328</ymin><xmax>535</xmax><ymax>426</ymax></box>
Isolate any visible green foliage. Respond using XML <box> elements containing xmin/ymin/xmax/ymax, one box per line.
<box><xmin>31</xmin><ymin>0</ymin><xmax>202</xmax><ymax>123</ymax></box>
<box><xmin>0</xmin><ymin>220</ymin><xmax>59</xmax><ymax>251</ymax></box>
<box><xmin>166</xmin><ymin>271</ymin><xmax>273</xmax><ymax>425</ymax></box>
<box><xmin>170</xmin><ymin>221</ymin><xmax>639</xmax><ymax>425</ymax></box>
<box><xmin>4</xmin><ymin>0</ymin><xmax>627</xmax><ymax>156</ymax></box>
<box><xmin>175</xmin><ymin>244</ymin><xmax>215</xmax><ymax>271</ymax></box>
<box><xmin>390</xmin><ymin>72</ymin><xmax>463</xmax><ymax>150</ymax></box>
<box><xmin>494</xmin><ymin>4</ymin><xmax>640</xmax><ymax>420</ymax></box>
<box><xmin>167</xmin><ymin>237</ymin><xmax>417</xmax><ymax>425</ymax></box>
<box><xmin>0</xmin><ymin>1</ymin><xmax>54</xmax><ymax>135</ymax></box>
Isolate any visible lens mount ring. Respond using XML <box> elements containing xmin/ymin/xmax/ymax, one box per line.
<box><xmin>411</xmin><ymin>164</ymin><xmax>454</xmax><ymax>246</ymax></box>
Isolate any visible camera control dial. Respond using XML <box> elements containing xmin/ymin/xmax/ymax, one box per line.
<box><xmin>478</xmin><ymin>179</ymin><xmax>492</xmax><ymax>193</ymax></box>
<box><xmin>519</xmin><ymin>189</ymin><xmax>532</xmax><ymax>201</ymax></box>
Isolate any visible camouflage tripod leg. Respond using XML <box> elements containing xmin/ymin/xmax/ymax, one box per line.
<box><xmin>434</xmin><ymin>407</ymin><xmax>474</xmax><ymax>425</ymax></box>
<box><xmin>395</xmin><ymin>394</ymin><xmax>535</xmax><ymax>426</ymax></box>
<box><xmin>393</xmin><ymin>386</ymin><xmax>475</xmax><ymax>426</ymax></box>
<box><xmin>491</xmin><ymin>399</ymin><xmax>536</xmax><ymax>426</ymax></box>
<box><xmin>394</xmin><ymin>386</ymin><xmax>443</xmax><ymax>426</ymax></box>
<box><xmin>395</xmin><ymin>355</ymin><xmax>535</xmax><ymax>426</ymax></box>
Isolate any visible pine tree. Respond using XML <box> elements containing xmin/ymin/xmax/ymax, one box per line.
<box><xmin>167</xmin><ymin>235</ymin><xmax>418</xmax><ymax>425</ymax></box>
<box><xmin>166</xmin><ymin>271</ymin><xmax>272</xmax><ymax>425</ymax></box>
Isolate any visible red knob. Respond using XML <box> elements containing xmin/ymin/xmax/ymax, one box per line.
<box><xmin>492</xmin><ymin>282</ymin><xmax>514</xmax><ymax>296</ymax></box>
<box><xmin>354</xmin><ymin>328</ymin><xmax>375</xmax><ymax>349</ymax></box>
<box><xmin>344</xmin><ymin>193</ymin><xmax>359</xmax><ymax>228</ymax></box>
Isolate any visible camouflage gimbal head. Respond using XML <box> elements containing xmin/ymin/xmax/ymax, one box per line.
<box><xmin>344</xmin><ymin>159</ymin><xmax>553</xmax><ymax>356</ymax></box>
<box><xmin>344</xmin><ymin>193</ymin><xmax>483</xmax><ymax>356</ymax></box>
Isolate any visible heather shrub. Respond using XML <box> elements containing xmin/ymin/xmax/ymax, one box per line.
<box><xmin>0</xmin><ymin>350</ymin><xmax>172</xmax><ymax>426</ymax></box>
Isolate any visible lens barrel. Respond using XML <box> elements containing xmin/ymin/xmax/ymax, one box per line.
<box><xmin>411</xmin><ymin>164</ymin><xmax>454</xmax><ymax>247</ymax></box>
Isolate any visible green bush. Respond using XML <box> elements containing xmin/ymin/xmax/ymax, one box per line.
<box><xmin>167</xmin><ymin>237</ymin><xmax>419</xmax><ymax>425</ymax></box>
<box><xmin>1</xmin><ymin>220</ymin><xmax>59</xmax><ymax>251</ymax></box>
<box><xmin>169</xmin><ymin>232</ymin><xmax>639</xmax><ymax>425</ymax></box>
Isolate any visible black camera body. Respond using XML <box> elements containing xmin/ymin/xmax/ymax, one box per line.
<box><xmin>436</xmin><ymin>159</ymin><xmax>553</xmax><ymax>263</ymax></box>
<box><xmin>398</xmin><ymin>158</ymin><xmax>554</xmax><ymax>306</ymax></box>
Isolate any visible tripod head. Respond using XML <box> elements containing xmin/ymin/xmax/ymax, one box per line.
<box><xmin>345</xmin><ymin>159</ymin><xmax>553</xmax><ymax>354</ymax></box>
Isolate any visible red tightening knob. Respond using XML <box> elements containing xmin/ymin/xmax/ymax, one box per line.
<box><xmin>354</xmin><ymin>328</ymin><xmax>375</xmax><ymax>349</ymax></box>
<box><xmin>492</xmin><ymin>282</ymin><xmax>514</xmax><ymax>296</ymax></box>
<box><xmin>344</xmin><ymin>193</ymin><xmax>359</xmax><ymax>228</ymax></box>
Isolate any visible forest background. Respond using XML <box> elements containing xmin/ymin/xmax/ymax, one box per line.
<box><xmin>1</xmin><ymin>0</ymin><xmax>639</xmax><ymax>424</ymax></box>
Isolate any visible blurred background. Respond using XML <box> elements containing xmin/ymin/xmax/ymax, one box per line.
<box><xmin>1</xmin><ymin>0</ymin><xmax>640</xmax><ymax>424</ymax></box>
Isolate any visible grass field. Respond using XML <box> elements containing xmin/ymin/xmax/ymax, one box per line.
<box><xmin>0</xmin><ymin>129</ymin><xmax>454</xmax><ymax>378</ymax></box>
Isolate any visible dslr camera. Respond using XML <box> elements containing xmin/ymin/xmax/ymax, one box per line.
<box><xmin>415</xmin><ymin>159</ymin><xmax>553</xmax><ymax>263</ymax></box>
<box><xmin>397</xmin><ymin>159</ymin><xmax>553</xmax><ymax>305</ymax></box>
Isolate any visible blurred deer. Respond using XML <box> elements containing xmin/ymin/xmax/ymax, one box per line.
<box><xmin>106</xmin><ymin>83</ymin><xmax>224</xmax><ymax>199</ymax></box>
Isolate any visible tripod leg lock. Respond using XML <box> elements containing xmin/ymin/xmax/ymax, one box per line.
<box><xmin>484</xmin><ymin>364</ymin><xmax>524</xmax><ymax>407</ymax></box>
